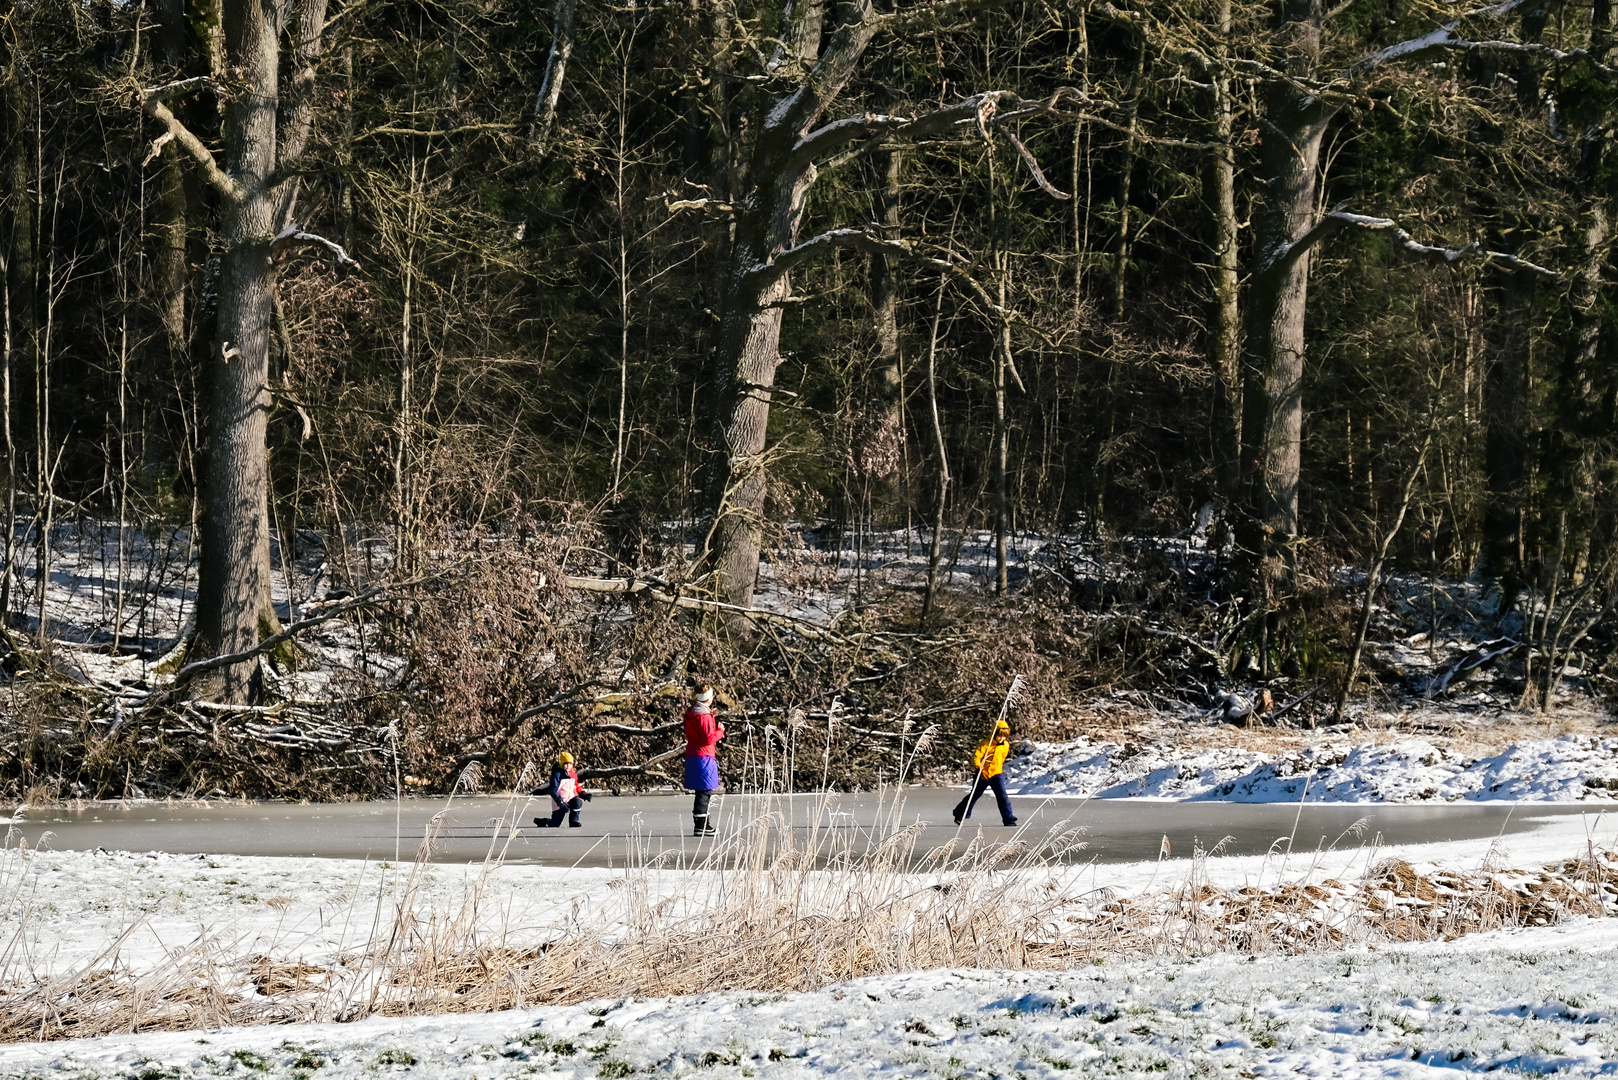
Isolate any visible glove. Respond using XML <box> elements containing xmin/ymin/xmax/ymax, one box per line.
<box><xmin>581</xmin><ymin>790</ymin><xmax>593</xmax><ymax>801</ymax></box>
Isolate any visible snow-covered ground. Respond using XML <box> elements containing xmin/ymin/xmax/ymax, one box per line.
<box><xmin>2</xmin><ymin>919</ymin><xmax>1616</xmax><ymax>1078</ymax></box>
<box><xmin>1016</xmin><ymin>732</ymin><xmax>1618</xmax><ymax>802</ymax></box>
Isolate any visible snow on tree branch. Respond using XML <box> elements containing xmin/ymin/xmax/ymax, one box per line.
<box><xmin>1351</xmin><ymin>23</ymin><xmax>1616</xmax><ymax>79</ymax></box>
<box><xmin>1326</xmin><ymin>211</ymin><xmax>1557</xmax><ymax>275</ymax></box>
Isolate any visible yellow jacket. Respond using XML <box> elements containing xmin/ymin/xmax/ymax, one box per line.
<box><xmin>973</xmin><ymin>738</ymin><xmax>1010</xmax><ymax>778</ymax></box>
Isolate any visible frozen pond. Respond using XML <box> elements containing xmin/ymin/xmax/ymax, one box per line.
<box><xmin>6</xmin><ymin>790</ymin><xmax>1600</xmax><ymax>867</ymax></box>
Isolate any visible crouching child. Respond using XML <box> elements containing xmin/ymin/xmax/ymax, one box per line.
<box><xmin>533</xmin><ymin>752</ymin><xmax>592</xmax><ymax>828</ymax></box>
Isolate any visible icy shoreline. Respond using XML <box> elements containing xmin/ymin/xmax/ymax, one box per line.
<box><xmin>1014</xmin><ymin>732</ymin><xmax>1618</xmax><ymax>803</ymax></box>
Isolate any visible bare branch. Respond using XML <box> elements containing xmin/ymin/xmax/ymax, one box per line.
<box><xmin>139</xmin><ymin>130</ymin><xmax>175</xmax><ymax>168</ymax></box>
<box><xmin>1326</xmin><ymin>210</ymin><xmax>1558</xmax><ymax>275</ymax></box>
<box><xmin>354</xmin><ymin>122</ymin><xmax>518</xmax><ymax>143</ymax></box>
<box><xmin>1351</xmin><ymin>22</ymin><xmax>1614</xmax><ymax>79</ymax></box>
<box><xmin>159</xmin><ymin>570</ymin><xmax>445</xmax><ymax>689</ymax></box>
<box><xmin>578</xmin><ymin>747</ymin><xmax>683</xmax><ymax>781</ymax></box>
<box><xmin>136</xmin><ymin>90</ymin><xmax>240</xmax><ymax>201</ymax></box>
<box><xmin>565</xmin><ymin>574</ymin><xmax>857</xmax><ymax>641</ymax></box>
<box><xmin>996</xmin><ymin>126</ymin><xmax>1070</xmax><ymax>199</ymax></box>
<box><xmin>140</xmin><ymin>76</ymin><xmax>220</xmax><ymax>102</ymax></box>
<box><xmin>271</xmin><ymin>223</ymin><xmax>360</xmax><ymax>271</ymax></box>
<box><xmin>590</xmin><ymin>720</ymin><xmax>685</xmax><ymax>736</ymax></box>
<box><xmin>742</xmin><ymin>228</ymin><xmax>909</xmax><ymax>293</ymax></box>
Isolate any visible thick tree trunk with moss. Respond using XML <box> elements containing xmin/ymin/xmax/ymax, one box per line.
<box><xmin>193</xmin><ymin>0</ymin><xmax>283</xmax><ymax>702</ymax></box>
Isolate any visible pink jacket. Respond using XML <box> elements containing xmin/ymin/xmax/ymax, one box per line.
<box><xmin>683</xmin><ymin>705</ymin><xmax>724</xmax><ymax>757</ymax></box>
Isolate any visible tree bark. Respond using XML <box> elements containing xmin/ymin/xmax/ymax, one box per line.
<box><xmin>871</xmin><ymin>146</ymin><xmax>903</xmax><ymax>439</ymax></box>
<box><xmin>193</xmin><ymin>0</ymin><xmax>284</xmax><ymax>702</ymax></box>
<box><xmin>994</xmin><ymin>263</ymin><xmax>1012</xmax><ymax>597</ymax></box>
<box><xmin>1205</xmin><ymin>0</ymin><xmax>1241</xmax><ymax>504</ymax></box>
<box><xmin>1238</xmin><ymin>0</ymin><xmax>1329</xmax><ymax>575</ymax></box>
<box><xmin>1</xmin><ymin>56</ymin><xmax>32</xmax><ymax>631</ymax></box>
<box><xmin>152</xmin><ymin>0</ymin><xmax>189</xmax><ymax>361</ymax></box>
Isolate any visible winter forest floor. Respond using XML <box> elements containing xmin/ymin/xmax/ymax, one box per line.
<box><xmin>3</xmin><ymin>514</ymin><xmax>1614</xmax><ymax>802</ymax></box>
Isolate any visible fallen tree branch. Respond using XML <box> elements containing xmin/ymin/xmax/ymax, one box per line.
<box><xmin>564</xmin><ymin>575</ymin><xmax>854</xmax><ymax>642</ymax></box>
<box><xmin>579</xmin><ymin>747</ymin><xmax>683</xmax><ymax>780</ymax></box>
<box><xmin>1428</xmin><ymin>638</ymin><xmax>1522</xmax><ymax>697</ymax></box>
<box><xmin>590</xmin><ymin>720</ymin><xmax>685</xmax><ymax>736</ymax></box>
<box><xmin>167</xmin><ymin>571</ymin><xmax>443</xmax><ymax>685</ymax></box>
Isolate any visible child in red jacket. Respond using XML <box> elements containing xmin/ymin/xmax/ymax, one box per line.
<box><xmin>683</xmin><ymin>685</ymin><xmax>724</xmax><ymax>836</ymax></box>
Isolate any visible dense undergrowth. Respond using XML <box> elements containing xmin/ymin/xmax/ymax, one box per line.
<box><xmin>1</xmin><ymin>525</ymin><xmax>1614</xmax><ymax>801</ymax></box>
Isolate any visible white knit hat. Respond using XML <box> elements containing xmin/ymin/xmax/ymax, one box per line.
<box><xmin>695</xmin><ymin>685</ymin><xmax>715</xmax><ymax>705</ymax></box>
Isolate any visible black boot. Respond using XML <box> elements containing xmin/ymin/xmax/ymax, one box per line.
<box><xmin>533</xmin><ymin>817</ymin><xmax>554</xmax><ymax>829</ymax></box>
<box><xmin>692</xmin><ymin>816</ymin><xmax>716</xmax><ymax>837</ymax></box>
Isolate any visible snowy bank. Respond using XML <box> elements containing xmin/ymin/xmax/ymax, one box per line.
<box><xmin>1015</xmin><ymin>733</ymin><xmax>1618</xmax><ymax>802</ymax></box>
<box><xmin>2</xmin><ymin>918</ymin><xmax>1616</xmax><ymax>1078</ymax></box>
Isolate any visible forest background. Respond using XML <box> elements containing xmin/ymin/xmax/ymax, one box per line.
<box><xmin>1</xmin><ymin>0</ymin><xmax>1616</xmax><ymax>800</ymax></box>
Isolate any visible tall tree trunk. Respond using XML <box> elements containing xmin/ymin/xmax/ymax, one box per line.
<box><xmin>700</xmin><ymin>3</ymin><xmax>880</xmax><ymax>610</ymax></box>
<box><xmin>194</xmin><ymin>0</ymin><xmax>283</xmax><ymax>702</ymax></box>
<box><xmin>994</xmin><ymin>262</ymin><xmax>1012</xmax><ymax>597</ymax></box>
<box><xmin>152</xmin><ymin>0</ymin><xmax>189</xmax><ymax>364</ymax></box>
<box><xmin>1</xmin><ymin>58</ymin><xmax>32</xmax><ymax>632</ymax></box>
<box><xmin>1206</xmin><ymin>0</ymin><xmax>1241</xmax><ymax>503</ymax></box>
<box><xmin>922</xmin><ymin>277</ymin><xmax>950</xmax><ymax>620</ymax></box>
<box><xmin>868</xmin><ymin>140</ymin><xmax>904</xmax><ymax>532</ymax></box>
<box><xmin>1239</xmin><ymin>0</ymin><xmax>1328</xmax><ymax>573</ymax></box>
<box><xmin>871</xmin><ymin>146</ymin><xmax>903</xmax><ymax>435</ymax></box>
<box><xmin>1480</xmin><ymin>271</ymin><xmax>1534</xmax><ymax>606</ymax></box>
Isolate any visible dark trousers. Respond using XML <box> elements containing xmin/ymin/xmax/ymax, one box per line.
<box><xmin>546</xmin><ymin>797</ymin><xmax>583</xmax><ymax>827</ymax></box>
<box><xmin>954</xmin><ymin>773</ymin><xmax>1015</xmax><ymax>825</ymax></box>
<box><xmin>692</xmin><ymin>789</ymin><xmax>713</xmax><ymax>822</ymax></box>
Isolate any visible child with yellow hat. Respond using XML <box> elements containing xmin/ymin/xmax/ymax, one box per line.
<box><xmin>534</xmin><ymin>751</ymin><xmax>591</xmax><ymax>828</ymax></box>
<box><xmin>952</xmin><ymin>719</ymin><xmax>1017</xmax><ymax>826</ymax></box>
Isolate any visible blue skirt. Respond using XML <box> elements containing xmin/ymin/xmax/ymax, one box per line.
<box><xmin>684</xmin><ymin>755</ymin><xmax>720</xmax><ymax>791</ymax></box>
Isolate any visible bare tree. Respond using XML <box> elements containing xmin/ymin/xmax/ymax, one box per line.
<box><xmin>694</xmin><ymin>0</ymin><xmax>1074</xmax><ymax>610</ymax></box>
<box><xmin>137</xmin><ymin>0</ymin><xmax>349</xmax><ymax>701</ymax></box>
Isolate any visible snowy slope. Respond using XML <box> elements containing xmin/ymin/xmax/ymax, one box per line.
<box><xmin>1015</xmin><ymin>734</ymin><xmax>1618</xmax><ymax>802</ymax></box>
<box><xmin>2</xmin><ymin>919</ymin><xmax>1615</xmax><ymax>1078</ymax></box>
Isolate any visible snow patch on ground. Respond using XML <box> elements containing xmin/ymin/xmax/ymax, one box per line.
<box><xmin>1016</xmin><ymin>734</ymin><xmax>1618</xmax><ymax>803</ymax></box>
<box><xmin>3</xmin><ymin>920</ymin><xmax>1617</xmax><ymax>1078</ymax></box>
